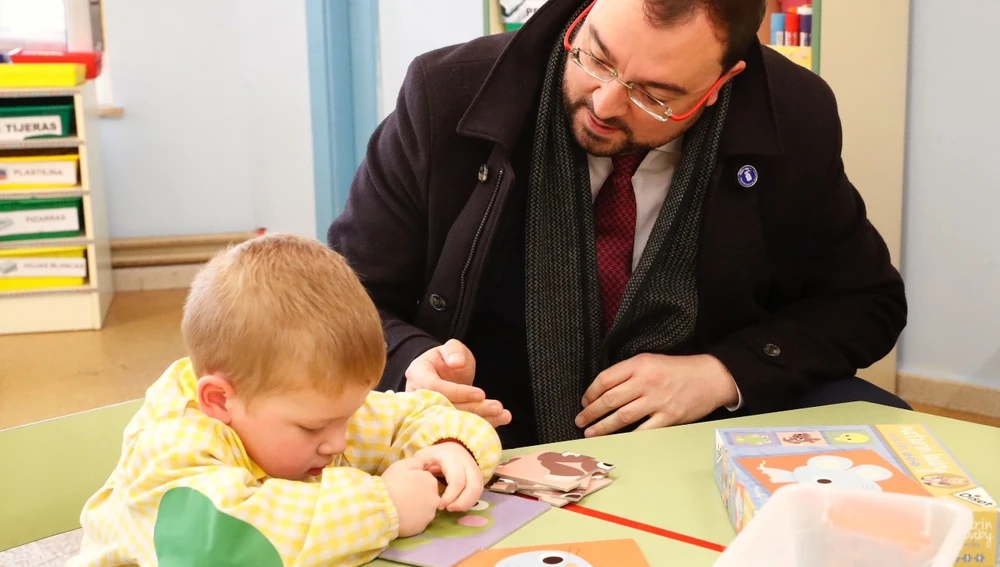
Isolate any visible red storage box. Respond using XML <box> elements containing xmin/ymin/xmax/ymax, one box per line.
<box><xmin>8</xmin><ymin>50</ymin><xmax>103</xmax><ymax>80</ymax></box>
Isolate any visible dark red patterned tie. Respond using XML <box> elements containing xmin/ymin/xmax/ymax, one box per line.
<box><xmin>594</xmin><ymin>151</ymin><xmax>648</xmax><ymax>333</ymax></box>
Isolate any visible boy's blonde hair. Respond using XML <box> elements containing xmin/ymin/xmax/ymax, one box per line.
<box><xmin>181</xmin><ymin>233</ymin><xmax>386</xmax><ymax>399</ymax></box>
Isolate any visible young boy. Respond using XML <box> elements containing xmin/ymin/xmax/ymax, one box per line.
<box><xmin>68</xmin><ymin>233</ymin><xmax>502</xmax><ymax>567</ymax></box>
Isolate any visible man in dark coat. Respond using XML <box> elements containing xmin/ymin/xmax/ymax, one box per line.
<box><xmin>328</xmin><ymin>0</ymin><xmax>909</xmax><ymax>448</ymax></box>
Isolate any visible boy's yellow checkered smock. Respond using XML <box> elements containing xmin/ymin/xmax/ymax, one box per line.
<box><xmin>68</xmin><ymin>358</ymin><xmax>502</xmax><ymax>567</ymax></box>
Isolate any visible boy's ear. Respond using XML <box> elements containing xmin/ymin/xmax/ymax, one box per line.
<box><xmin>197</xmin><ymin>374</ymin><xmax>237</xmax><ymax>424</ymax></box>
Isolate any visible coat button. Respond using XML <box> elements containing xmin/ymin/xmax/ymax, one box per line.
<box><xmin>478</xmin><ymin>164</ymin><xmax>489</xmax><ymax>183</ymax></box>
<box><xmin>763</xmin><ymin>344</ymin><xmax>781</xmax><ymax>357</ymax></box>
<box><xmin>429</xmin><ymin>294</ymin><xmax>447</xmax><ymax>311</ymax></box>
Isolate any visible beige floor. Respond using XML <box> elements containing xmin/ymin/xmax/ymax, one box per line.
<box><xmin>911</xmin><ymin>402</ymin><xmax>1000</xmax><ymax>428</ymax></box>
<box><xmin>0</xmin><ymin>290</ymin><xmax>188</xmax><ymax>430</ymax></box>
<box><xmin>1</xmin><ymin>289</ymin><xmax>999</xmax><ymax>431</ymax></box>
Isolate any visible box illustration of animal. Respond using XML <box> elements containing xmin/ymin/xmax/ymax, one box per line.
<box><xmin>734</xmin><ymin>433</ymin><xmax>771</xmax><ymax>445</ymax></box>
<box><xmin>830</xmin><ymin>431</ymin><xmax>871</xmax><ymax>444</ymax></box>
<box><xmin>782</xmin><ymin>432</ymin><xmax>821</xmax><ymax>444</ymax></box>
<box><xmin>755</xmin><ymin>455</ymin><xmax>892</xmax><ymax>491</ymax></box>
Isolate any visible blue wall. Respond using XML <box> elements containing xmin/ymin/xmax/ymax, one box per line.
<box><xmin>376</xmin><ymin>0</ymin><xmax>485</xmax><ymax>120</ymax></box>
<box><xmin>898</xmin><ymin>0</ymin><xmax>1000</xmax><ymax>386</ymax></box>
<box><xmin>99</xmin><ymin>0</ymin><xmax>317</xmax><ymax>238</ymax></box>
<box><xmin>306</xmin><ymin>0</ymin><xmax>379</xmax><ymax>241</ymax></box>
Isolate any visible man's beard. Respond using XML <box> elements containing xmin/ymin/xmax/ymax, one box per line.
<box><xmin>563</xmin><ymin>90</ymin><xmax>685</xmax><ymax>157</ymax></box>
<box><xmin>563</xmin><ymin>92</ymin><xmax>641</xmax><ymax>157</ymax></box>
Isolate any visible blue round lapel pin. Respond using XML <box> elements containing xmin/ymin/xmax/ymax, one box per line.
<box><xmin>737</xmin><ymin>165</ymin><xmax>758</xmax><ymax>188</ymax></box>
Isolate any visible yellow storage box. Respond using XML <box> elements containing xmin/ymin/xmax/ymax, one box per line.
<box><xmin>0</xmin><ymin>154</ymin><xmax>79</xmax><ymax>189</ymax></box>
<box><xmin>0</xmin><ymin>63</ymin><xmax>86</xmax><ymax>88</ymax></box>
<box><xmin>768</xmin><ymin>45</ymin><xmax>813</xmax><ymax>71</ymax></box>
<box><xmin>0</xmin><ymin>245</ymin><xmax>87</xmax><ymax>291</ymax></box>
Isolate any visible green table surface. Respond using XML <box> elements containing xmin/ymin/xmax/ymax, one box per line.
<box><xmin>2</xmin><ymin>400</ymin><xmax>998</xmax><ymax>566</ymax></box>
<box><xmin>500</xmin><ymin>402</ymin><xmax>1000</xmax><ymax>551</ymax></box>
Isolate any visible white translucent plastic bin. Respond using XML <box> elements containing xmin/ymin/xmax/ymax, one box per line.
<box><xmin>715</xmin><ymin>483</ymin><xmax>974</xmax><ymax>567</ymax></box>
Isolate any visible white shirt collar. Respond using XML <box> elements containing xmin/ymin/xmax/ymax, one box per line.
<box><xmin>650</xmin><ymin>135</ymin><xmax>683</xmax><ymax>154</ymax></box>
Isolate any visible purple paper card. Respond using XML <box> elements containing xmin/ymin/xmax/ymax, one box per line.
<box><xmin>378</xmin><ymin>491</ymin><xmax>551</xmax><ymax>567</ymax></box>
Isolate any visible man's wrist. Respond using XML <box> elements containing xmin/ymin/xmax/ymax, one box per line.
<box><xmin>699</xmin><ymin>354</ymin><xmax>740</xmax><ymax>408</ymax></box>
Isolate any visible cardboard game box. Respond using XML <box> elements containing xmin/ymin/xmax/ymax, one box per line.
<box><xmin>714</xmin><ymin>424</ymin><xmax>998</xmax><ymax>565</ymax></box>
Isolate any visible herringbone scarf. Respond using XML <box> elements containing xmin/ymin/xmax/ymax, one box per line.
<box><xmin>524</xmin><ymin>8</ymin><xmax>733</xmax><ymax>444</ymax></box>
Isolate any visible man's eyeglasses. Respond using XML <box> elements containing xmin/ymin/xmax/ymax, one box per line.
<box><xmin>562</xmin><ymin>1</ymin><xmax>730</xmax><ymax>122</ymax></box>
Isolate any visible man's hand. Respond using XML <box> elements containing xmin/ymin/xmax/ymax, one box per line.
<box><xmin>405</xmin><ymin>339</ymin><xmax>512</xmax><ymax>428</ymax></box>
<box><xmin>575</xmin><ymin>354</ymin><xmax>739</xmax><ymax>437</ymax></box>
<box><xmin>414</xmin><ymin>441</ymin><xmax>485</xmax><ymax>512</ymax></box>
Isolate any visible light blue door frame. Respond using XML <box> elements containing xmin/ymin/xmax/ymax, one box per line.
<box><xmin>306</xmin><ymin>0</ymin><xmax>380</xmax><ymax>241</ymax></box>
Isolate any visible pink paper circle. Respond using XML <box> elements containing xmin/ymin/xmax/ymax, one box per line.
<box><xmin>457</xmin><ymin>515</ymin><xmax>489</xmax><ymax>527</ymax></box>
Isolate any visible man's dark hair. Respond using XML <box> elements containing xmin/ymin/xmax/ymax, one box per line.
<box><xmin>643</xmin><ymin>0</ymin><xmax>767</xmax><ymax>71</ymax></box>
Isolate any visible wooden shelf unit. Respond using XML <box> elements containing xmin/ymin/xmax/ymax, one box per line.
<box><xmin>0</xmin><ymin>82</ymin><xmax>113</xmax><ymax>335</ymax></box>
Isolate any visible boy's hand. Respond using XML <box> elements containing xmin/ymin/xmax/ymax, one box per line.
<box><xmin>382</xmin><ymin>458</ymin><xmax>441</xmax><ymax>538</ymax></box>
<box><xmin>415</xmin><ymin>441</ymin><xmax>484</xmax><ymax>512</ymax></box>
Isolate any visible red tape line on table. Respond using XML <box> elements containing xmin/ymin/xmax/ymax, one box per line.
<box><xmin>563</xmin><ymin>503</ymin><xmax>727</xmax><ymax>553</ymax></box>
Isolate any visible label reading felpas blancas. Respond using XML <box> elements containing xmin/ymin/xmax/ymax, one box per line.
<box><xmin>0</xmin><ymin>115</ymin><xmax>63</xmax><ymax>141</ymax></box>
<box><xmin>0</xmin><ymin>207</ymin><xmax>79</xmax><ymax>237</ymax></box>
<box><xmin>0</xmin><ymin>257</ymin><xmax>86</xmax><ymax>277</ymax></box>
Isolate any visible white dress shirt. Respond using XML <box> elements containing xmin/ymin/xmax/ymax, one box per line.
<box><xmin>586</xmin><ymin>135</ymin><xmax>743</xmax><ymax>411</ymax></box>
<box><xmin>587</xmin><ymin>137</ymin><xmax>683</xmax><ymax>271</ymax></box>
